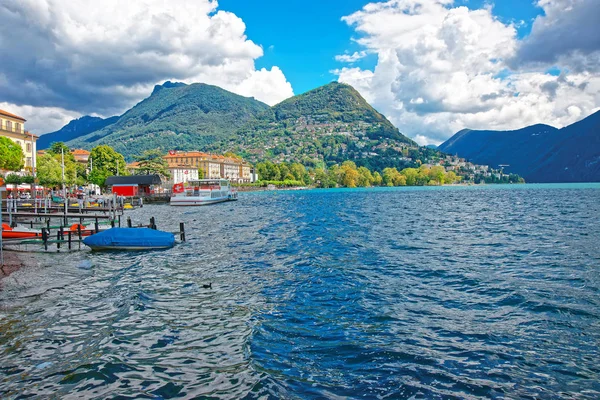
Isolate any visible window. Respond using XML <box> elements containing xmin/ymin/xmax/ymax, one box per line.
<box><xmin>15</xmin><ymin>123</ymin><xmax>21</xmax><ymax>133</ymax></box>
<box><xmin>6</xmin><ymin>120</ymin><xmax>12</xmax><ymax>131</ymax></box>
<box><xmin>26</xmin><ymin>143</ymin><xmax>31</xmax><ymax>152</ymax></box>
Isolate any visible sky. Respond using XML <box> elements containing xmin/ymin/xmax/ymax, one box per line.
<box><xmin>1</xmin><ymin>0</ymin><xmax>599</xmax><ymax>145</ymax></box>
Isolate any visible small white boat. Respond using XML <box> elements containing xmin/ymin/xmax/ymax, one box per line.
<box><xmin>170</xmin><ymin>179</ymin><xmax>238</xmax><ymax>206</ymax></box>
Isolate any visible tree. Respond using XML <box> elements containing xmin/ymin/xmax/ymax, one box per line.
<box><xmin>134</xmin><ymin>149</ymin><xmax>171</xmax><ymax>179</ymax></box>
<box><xmin>357</xmin><ymin>166</ymin><xmax>374</xmax><ymax>187</ymax></box>
<box><xmin>372</xmin><ymin>171</ymin><xmax>383</xmax><ymax>186</ymax></box>
<box><xmin>48</xmin><ymin>142</ymin><xmax>75</xmax><ymax>161</ymax></box>
<box><xmin>340</xmin><ymin>161</ymin><xmax>359</xmax><ymax>188</ymax></box>
<box><xmin>445</xmin><ymin>171</ymin><xmax>459</xmax><ymax>184</ymax></box>
<box><xmin>428</xmin><ymin>166</ymin><xmax>446</xmax><ymax>185</ymax></box>
<box><xmin>0</xmin><ymin>136</ymin><xmax>24</xmax><ymax>171</ymax></box>
<box><xmin>88</xmin><ymin>145</ymin><xmax>128</xmax><ymax>187</ymax></box>
<box><xmin>36</xmin><ymin>153</ymin><xmax>63</xmax><ymax>187</ymax></box>
<box><xmin>45</xmin><ymin>142</ymin><xmax>78</xmax><ymax>185</ymax></box>
<box><xmin>401</xmin><ymin>168</ymin><xmax>418</xmax><ymax>186</ymax></box>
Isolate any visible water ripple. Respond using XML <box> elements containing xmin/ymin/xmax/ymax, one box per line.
<box><xmin>1</xmin><ymin>184</ymin><xmax>599</xmax><ymax>399</ymax></box>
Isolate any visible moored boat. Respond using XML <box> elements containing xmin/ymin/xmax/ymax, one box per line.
<box><xmin>2</xmin><ymin>223</ymin><xmax>43</xmax><ymax>240</ymax></box>
<box><xmin>170</xmin><ymin>179</ymin><xmax>238</xmax><ymax>206</ymax></box>
<box><xmin>60</xmin><ymin>223</ymin><xmax>111</xmax><ymax>237</ymax></box>
<box><xmin>83</xmin><ymin>227</ymin><xmax>175</xmax><ymax>251</ymax></box>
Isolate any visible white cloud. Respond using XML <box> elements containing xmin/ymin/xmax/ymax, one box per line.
<box><xmin>0</xmin><ymin>102</ymin><xmax>81</xmax><ymax>134</ymax></box>
<box><xmin>336</xmin><ymin>0</ymin><xmax>600</xmax><ymax>145</ymax></box>
<box><xmin>335</xmin><ymin>51</ymin><xmax>368</xmax><ymax>63</ymax></box>
<box><xmin>0</xmin><ymin>0</ymin><xmax>294</xmax><ymax>134</ymax></box>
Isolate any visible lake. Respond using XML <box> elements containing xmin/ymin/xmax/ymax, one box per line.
<box><xmin>1</xmin><ymin>184</ymin><xmax>599</xmax><ymax>398</ymax></box>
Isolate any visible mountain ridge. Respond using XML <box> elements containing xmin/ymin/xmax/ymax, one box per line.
<box><xmin>47</xmin><ymin>81</ymin><xmax>422</xmax><ymax>170</ymax></box>
<box><xmin>438</xmin><ymin>111</ymin><xmax>600</xmax><ymax>182</ymax></box>
<box><xmin>65</xmin><ymin>82</ymin><xmax>270</xmax><ymax>157</ymax></box>
<box><xmin>37</xmin><ymin>115</ymin><xmax>119</xmax><ymax>150</ymax></box>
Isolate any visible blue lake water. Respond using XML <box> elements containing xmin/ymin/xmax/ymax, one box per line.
<box><xmin>1</xmin><ymin>184</ymin><xmax>600</xmax><ymax>398</ymax></box>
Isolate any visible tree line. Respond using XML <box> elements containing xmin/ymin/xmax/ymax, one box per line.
<box><xmin>253</xmin><ymin>160</ymin><xmax>462</xmax><ymax>188</ymax></box>
<box><xmin>2</xmin><ymin>143</ymin><xmax>171</xmax><ymax>188</ymax></box>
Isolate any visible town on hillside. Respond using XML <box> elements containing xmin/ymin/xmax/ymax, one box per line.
<box><xmin>1</xmin><ymin>107</ymin><xmax>523</xmax><ymax>201</ymax></box>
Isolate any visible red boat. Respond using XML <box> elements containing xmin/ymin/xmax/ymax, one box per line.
<box><xmin>60</xmin><ymin>223</ymin><xmax>110</xmax><ymax>237</ymax></box>
<box><xmin>2</xmin><ymin>223</ymin><xmax>42</xmax><ymax>240</ymax></box>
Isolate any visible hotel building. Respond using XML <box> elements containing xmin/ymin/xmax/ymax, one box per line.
<box><xmin>163</xmin><ymin>151</ymin><xmax>253</xmax><ymax>183</ymax></box>
<box><xmin>0</xmin><ymin>109</ymin><xmax>38</xmax><ymax>173</ymax></box>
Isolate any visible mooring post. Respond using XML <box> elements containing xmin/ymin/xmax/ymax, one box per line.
<box><xmin>127</xmin><ymin>217</ymin><xmax>132</xmax><ymax>228</ymax></box>
<box><xmin>95</xmin><ymin>220</ymin><xmax>99</xmax><ymax>233</ymax></box>
<box><xmin>68</xmin><ymin>230</ymin><xmax>72</xmax><ymax>250</ymax></box>
<box><xmin>180</xmin><ymin>222</ymin><xmax>186</xmax><ymax>241</ymax></box>
<box><xmin>118</xmin><ymin>214</ymin><xmax>121</xmax><ymax>227</ymax></box>
<box><xmin>46</xmin><ymin>219</ymin><xmax>50</xmax><ymax>231</ymax></box>
<box><xmin>42</xmin><ymin>228</ymin><xmax>48</xmax><ymax>251</ymax></box>
<box><xmin>150</xmin><ymin>217</ymin><xmax>156</xmax><ymax>230</ymax></box>
<box><xmin>56</xmin><ymin>229</ymin><xmax>61</xmax><ymax>251</ymax></box>
<box><xmin>77</xmin><ymin>224</ymin><xmax>82</xmax><ymax>240</ymax></box>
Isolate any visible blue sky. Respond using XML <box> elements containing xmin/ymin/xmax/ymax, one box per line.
<box><xmin>220</xmin><ymin>0</ymin><xmax>544</xmax><ymax>95</ymax></box>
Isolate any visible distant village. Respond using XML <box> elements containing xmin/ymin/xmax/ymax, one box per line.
<box><xmin>1</xmin><ymin>107</ymin><xmax>515</xmax><ymax>197</ymax></box>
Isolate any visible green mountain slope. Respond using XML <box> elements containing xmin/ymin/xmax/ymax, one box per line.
<box><xmin>67</xmin><ymin>82</ymin><xmax>270</xmax><ymax>158</ymax></box>
<box><xmin>206</xmin><ymin>82</ymin><xmax>419</xmax><ymax>169</ymax></box>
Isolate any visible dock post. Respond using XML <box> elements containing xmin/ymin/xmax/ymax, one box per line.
<box><xmin>118</xmin><ymin>214</ymin><xmax>121</xmax><ymax>227</ymax></box>
<box><xmin>77</xmin><ymin>224</ymin><xmax>82</xmax><ymax>240</ymax></box>
<box><xmin>68</xmin><ymin>231</ymin><xmax>72</xmax><ymax>250</ymax></box>
<box><xmin>111</xmin><ymin>219</ymin><xmax>115</xmax><ymax>228</ymax></box>
<box><xmin>42</xmin><ymin>228</ymin><xmax>48</xmax><ymax>251</ymax></box>
<box><xmin>127</xmin><ymin>217</ymin><xmax>132</xmax><ymax>228</ymax></box>
<box><xmin>180</xmin><ymin>222</ymin><xmax>186</xmax><ymax>242</ymax></box>
<box><xmin>46</xmin><ymin>219</ymin><xmax>50</xmax><ymax>231</ymax></box>
<box><xmin>95</xmin><ymin>220</ymin><xmax>99</xmax><ymax>233</ymax></box>
<box><xmin>56</xmin><ymin>229</ymin><xmax>61</xmax><ymax>251</ymax></box>
<box><xmin>150</xmin><ymin>217</ymin><xmax>156</xmax><ymax>230</ymax></box>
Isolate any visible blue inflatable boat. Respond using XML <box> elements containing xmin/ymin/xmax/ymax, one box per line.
<box><xmin>83</xmin><ymin>227</ymin><xmax>175</xmax><ymax>251</ymax></box>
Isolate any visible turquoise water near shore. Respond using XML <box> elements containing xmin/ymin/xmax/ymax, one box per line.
<box><xmin>1</xmin><ymin>183</ymin><xmax>599</xmax><ymax>398</ymax></box>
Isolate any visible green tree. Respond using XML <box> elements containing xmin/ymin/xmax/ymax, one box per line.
<box><xmin>372</xmin><ymin>171</ymin><xmax>383</xmax><ymax>186</ymax></box>
<box><xmin>46</xmin><ymin>142</ymin><xmax>79</xmax><ymax>185</ymax></box>
<box><xmin>428</xmin><ymin>166</ymin><xmax>446</xmax><ymax>185</ymax></box>
<box><xmin>134</xmin><ymin>149</ymin><xmax>171</xmax><ymax>179</ymax></box>
<box><xmin>357</xmin><ymin>166</ymin><xmax>374</xmax><ymax>187</ymax></box>
<box><xmin>401</xmin><ymin>168</ymin><xmax>418</xmax><ymax>186</ymax></box>
<box><xmin>36</xmin><ymin>153</ymin><xmax>64</xmax><ymax>187</ymax></box>
<box><xmin>48</xmin><ymin>142</ymin><xmax>75</xmax><ymax>161</ymax></box>
<box><xmin>0</xmin><ymin>136</ymin><xmax>24</xmax><ymax>171</ymax></box>
<box><xmin>88</xmin><ymin>145</ymin><xmax>128</xmax><ymax>187</ymax></box>
<box><xmin>445</xmin><ymin>171</ymin><xmax>459</xmax><ymax>184</ymax></box>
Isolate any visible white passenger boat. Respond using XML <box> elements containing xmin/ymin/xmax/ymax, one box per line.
<box><xmin>170</xmin><ymin>179</ymin><xmax>238</xmax><ymax>206</ymax></box>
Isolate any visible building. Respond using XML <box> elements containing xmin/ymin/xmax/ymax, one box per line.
<box><xmin>71</xmin><ymin>149</ymin><xmax>90</xmax><ymax>165</ymax></box>
<box><xmin>0</xmin><ymin>109</ymin><xmax>38</xmax><ymax>173</ymax></box>
<box><xmin>163</xmin><ymin>151</ymin><xmax>253</xmax><ymax>182</ymax></box>
<box><xmin>168</xmin><ymin>167</ymin><xmax>199</xmax><ymax>185</ymax></box>
<box><xmin>105</xmin><ymin>175</ymin><xmax>162</xmax><ymax>196</ymax></box>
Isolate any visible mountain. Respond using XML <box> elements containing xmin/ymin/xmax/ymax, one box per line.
<box><xmin>55</xmin><ymin>81</ymin><xmax>423</xmax><ymax>169</ymax></box>
<box><xmin>37</xmin><ymin>115</ymin><xmax>119</xmax><ymax>149</ymax></box>
<box><xmin>438</xmin><ymin>111</ymin><xmax>600</xmax><ymax>182</ymax></box>
<box><xmin>65</xmin><ymin>82</ymin><xmax>270</xmax><ymax>158</ymax></box>
<box><xmin>206</xmin><ymin>82</ymin><xmax>419</xmax><ymax>169</ymax></box>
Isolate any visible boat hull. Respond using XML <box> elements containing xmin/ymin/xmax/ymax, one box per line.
<box><xmin>87</xmin><ymin>245</ymin><xmax>173</xmax><ymax>251</ymax></box>
<box><xmin>2</xmin><ymin>231</ymin><xmax>42</xmax><ymax>240</ymax></box>
<box><xmin>82</xmin><ymin>227</ymin><xmax>175</xmax><ymax>251</ymax></box>
<box><xmin>170</xmin><ymin>197</ymin><xmax>233</xmax><ymax>206</ymax></box>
